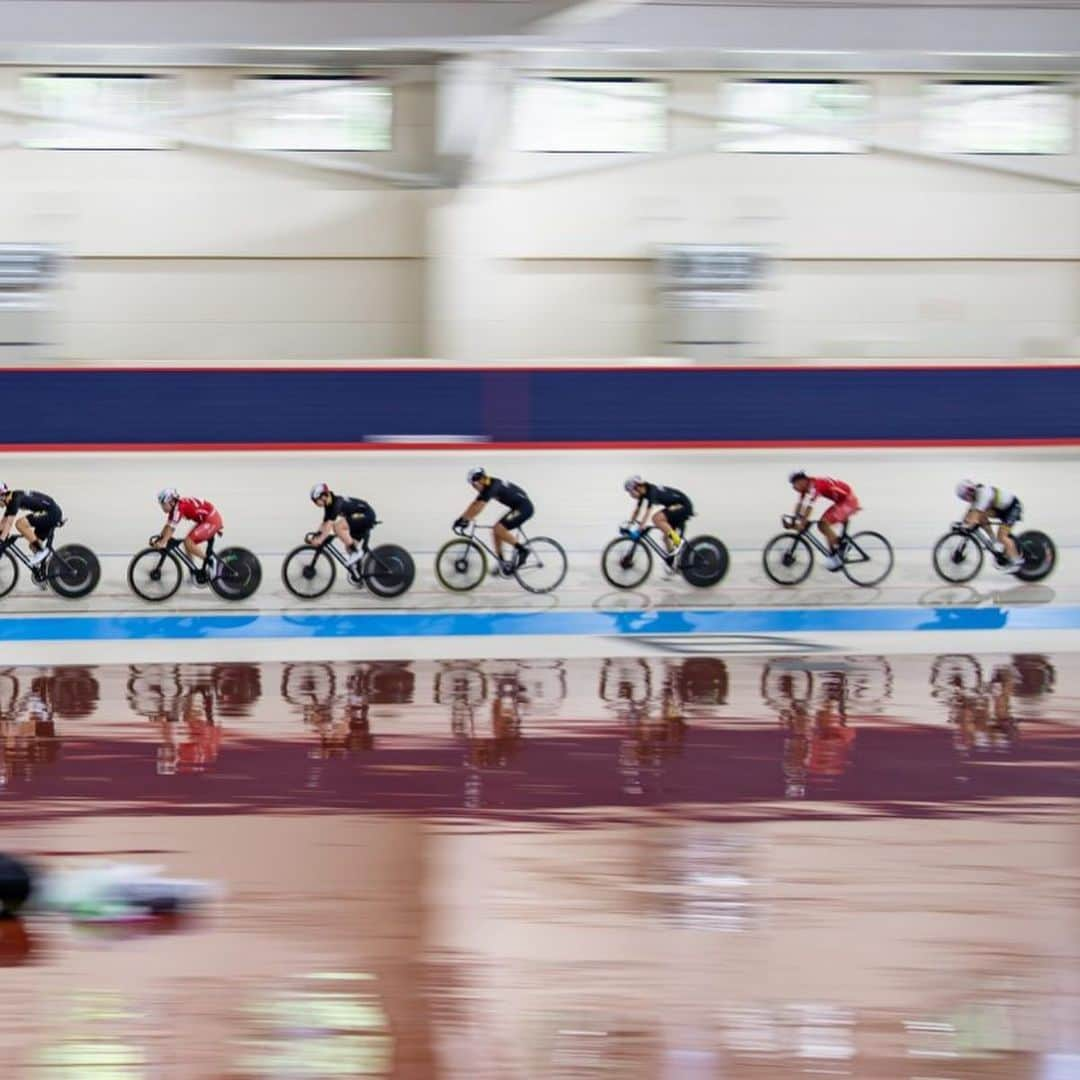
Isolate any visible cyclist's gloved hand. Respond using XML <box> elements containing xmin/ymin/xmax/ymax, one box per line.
<box><xmin>453</xmin><ymin>517</ymin><xmax>468</xmax><ymax>532</ymax></box>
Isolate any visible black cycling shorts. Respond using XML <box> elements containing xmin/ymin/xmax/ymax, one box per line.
<box><xmin>346</xmin><ymin>510</ymin><xmax>376</xmax><ymax>541</ymax></box>
<box><xmin>498</xmin><ymin>501</ymin><xmax>534</xmax><ymax>530</ymax></box>
<box><xmin>661</xmin><ymin>501</ymin><xmax>693</xmax><ymax>531</ymax></box>
<box><xmin>27</xmin><ymin>505</ymin><xmax>62</xmax><ymax>543</ymax></box>
<box><xmin>995</xmin><ymin>498</ymin><xmax>1022</xmax><ymax>527</ymax></box>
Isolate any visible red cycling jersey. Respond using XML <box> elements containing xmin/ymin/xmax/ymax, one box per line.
<box><xmin>169</xmin><ymin>497</ymin><xmax>217</xmax><ymax>527</ymax></box>
<box><xmin>806</xmin><ymin>477</ymin><xmax>853</xmax><ymax>503</ymax></box>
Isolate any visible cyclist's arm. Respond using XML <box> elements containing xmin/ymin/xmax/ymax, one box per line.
<box><xmin>631</xmin><ymin>495</ymin><xmax>649</xmax><ymax>526</ymax></box>
<box><xmin>793</xmin><ymin>497</ymin><xmax>813</xmax><ymax>529</ymax></box>
<box><xmin>460</xmin><ymin>498</ymin><xmax>486</xmax><ymax>523</ymax></box>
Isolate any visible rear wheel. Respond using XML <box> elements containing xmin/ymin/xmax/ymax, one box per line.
<box><xmin>932</xmin><ymin>531</ymin><xmax>984</xmax><ymax>584</ymax></box>
<box><xmin>0</xmin><ymin>550</ymin><xmax>18</xmax><ymax>599</ymax></box>
<box><xmin>841</xmin><ymin>531</ymin><xmax>894</xmax><ymax>588</ymax></box>
<box><xmin>364</xmin><ymin>544</ymin><xmax>415</xmax><ymax>599</ymax></box>
<box><xmin>762</xmin><ymin>533</ymin><xmax>813</xmax><ymax>586</ymax></box>
<box><xmin>601</xmin><ymin>537</ymin><xmax>652</xmax><ymax>590</ymax></box>
<box><xmin>282</xmin><ymin>545</ymin><xmax>336</xmax><ymax>600</ymax></box>
<box><xmin>47</xmin><ymin>543</ymin><xmax>101</xmax><ymax>599</ymax></box>
<box><xmin>435</xmin><ymin>539</ymin><xmax>486</xmax><ymax>592</ymax></box>
<box><xmin>680</xmin><ymin>535</ymin><xmax>729</xmax><ymax>588</ymax></box>
<box><xmin>128</xmin><ymin>548</ymin><xmax>183</xmax><ymax>602</ymax></box>
<box><xmin>211</xmin><ymin>547</ymin><xmax>262</xmax><ymax>600</ymax></box>
<box><xmin>513</xmin><ymin>536</ymin><xmax>567</xmax><ymax>595</ymax></box>
<box><xmin>1015</xmin><ymin>530</ymin><xmax>1056</xmax><ymax>583</ymax></box>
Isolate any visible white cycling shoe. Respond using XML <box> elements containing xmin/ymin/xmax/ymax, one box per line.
<box><xmin>28</xmin><ymin>546</ymin><xmax>49</xmax><ymax>567</ymax></box>
<box><xmin>823</xmin><ymin>553</ymin><xmax>844</xmax><ymax>571</ymax></box>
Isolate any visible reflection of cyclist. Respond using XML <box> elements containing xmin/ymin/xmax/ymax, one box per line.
<box><xmin>0</xmin><ymin>484</ymin><xmax>63</xmax><ymax>568</ymax></box>
<box><xmin>154</xmin><ymin>488</ymin><xmax>223</xmax><ymax>571</ymax></box>
<box><xmin>955</xmin><ymin>479</ymin><xmax>1024</xmax><ymax>574</ymax></box>
<box><xmin>308</xmin><ymin>483</ymin><xmax>375</xmax><ymax>568</ymax></box>
<box><xmin>624</xmin><ymin>476</ymin><xmax>693</xmax><ymax>569</ymax></box>
<box><xmin>788</xmin><ymin>471</ymin><xmax>860</xmax><ymax>571</ymax></box>
<box><xmin>455</xmin><ymin>467</ymin><xmax>533</xmax><ymax>573</ymax></box>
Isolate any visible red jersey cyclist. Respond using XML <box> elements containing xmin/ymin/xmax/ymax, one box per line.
<box><xmin>788</xmin><ymin>471</ymin><xmax>860</xmax><ymax>571</ymax></box>
<box><xmin>153</xmin><ymin>488</ymin><xmax>223</xmax><ymax>575</ymax></box>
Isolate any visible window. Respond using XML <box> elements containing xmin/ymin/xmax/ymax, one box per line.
<box><xmin>922</xmin><ymin>81</ymin><xmax>1071</xmax><ymax>155</ymax></box>
<box><xmin>514</xmin><ymin>77</ymin><xmax>667</xmax><ymax>153</ymax></box>
<box><xmin>21</xmin><ymin>73</ymin><xmax>173</xmax><ymax>149</ymax></box>
<box><xmin>235</xmin><ymin>76</ymin><xmax>392</xmax><ymax>151</ymax></box>
<box><xmin>720</xmin><ymin>80</ymin><xmax>871</xmax><ymax>153</ymax></box>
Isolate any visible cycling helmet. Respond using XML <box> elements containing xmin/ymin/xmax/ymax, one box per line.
<box><xmin>788</xmin><ymin>470</ymin><xmax>808</xmax><ymax>484</ymax></box>
<box><xmin>956</xmin><ymin>479</ymin><xmax>978</xmax><ymax>501</ymax></box>
<box><xmin>624</xmin><ymin>474</ymin><xmax>643</xmax><ymax>494</ymax></box>
<box><xmin>467</xmin><ymin>466</ymin><xmax>486</xmax><ymax>484</ymax></box>
<box><xmin>0</xmin><ymin>482</ymin><xmax>8</xmax><ymax>499</ymax></box>
<box><xmin>310</xmin><ymin>482</ymin><xmax>330</xmax><ymax>502</ymax></box>
<box><xmin>156</xmin><ymin>487</ymin><xmax>178</xmax><ymax>508</ymax></box>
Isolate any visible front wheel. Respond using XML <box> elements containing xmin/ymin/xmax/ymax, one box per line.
<box><xmin>128</xmin><ymin>547</ymin><xmax>183</xmax><ymax>602</ymax></box>
<box><xmin>364</xmin><ymin>544</ymin><xmax>415</xmax><ymax>599</ymax></box>
<box><xmin>841</xmin><ymin>531</ymin><xmax>894</xmax><ymax>588</ymax></box>
<box><xmin>1015</xmin><ymin>530</ymin><xmax>1057</xmax><ymax>583</ymax></box>
<box><xmin>932</xmin><ymin>531</ymin><xmax>984</xmax><ymax>584</ymax></box>
<box><xmin>212</xmin><ymin>547</ymin><xmax>262</xmax><ymax>600</ymax></box>
<box><xmin>47</xmin><ymin>544</ymin><xmax>101</xmax><ymax>599</ymax></box>
<box><xmin>0</xmin><ymin>550</ymin><xmax>18</xmax><ymax>599</ymax></box>
<box><xmin>762</xmin><ymin>533</ymin><xmax>814</xmax><ymax>586</ymax></box>
<box><xmin>513</xmin><ymin>537</ymin><xmax>568</xmax><ymax>595</ymax></box>
<box><xmin>681</xmin><ymin>535</ymin><xmax>729</xmax><ymax>588</ymax></box>
<box><xmin>435</xmin><ymin>538</ymin><xmax>486</xmax><ymax>592</ymax></box>
<box><xmin>601</xmin><ymin>536</ymin><xmax>652</xmax><ymax>590</ymax></box>
<box><xmin>282</xmin><ymin>545</ymin><xmax>336</xmax><ymax>600</ymax></box>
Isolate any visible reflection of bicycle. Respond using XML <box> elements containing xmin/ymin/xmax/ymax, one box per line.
<box><xmin>763</xmin><ymin>517</ymin><xmax>894</xmax><ymax>588</ymax></box>
<box><xmin>0</xmin><ymin>532</ymin><xmax>101</xmax><ymax>599</ymax></box>
<box><xmin>282</xmin><ymin>528</ymin><xmax>415</xmax><ymax>600</ymax></box>
<box><xmin>435</xmin><ymin>523</ymin><xmax>567</xmax><ymax>595</ymax></box>
<box><xmin>932</xmin><ymin>523</ymin><xmax>1056</xmax><ymax>584</ymax></box>
<box><xmin>128</xmin><ymin>534</ymin><xmax>261</xmax><ymax>602</ymax></box>
<box><xmin>601</xmin><ymin>524</ymin><xmax>729</xmax><ymax>590</ymax></box>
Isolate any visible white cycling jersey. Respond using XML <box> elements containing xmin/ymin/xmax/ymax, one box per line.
<box><xmin>972</xmin><ymin>483</ymin><xmax>1016</xmax><ymax>514</ymax></box>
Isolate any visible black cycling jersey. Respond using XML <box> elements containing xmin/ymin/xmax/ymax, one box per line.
<box><xmin>323</xmin><ymin>495</ymin><xmax>374</xmax><ymax>523</ymax></box>
<box><xmin>2</xmin><ymin>490</ymin><xmax>61</xmax><ymax>518</ymax></box>
<box><xmin>477</xmin><ymin>478</ymin><xmax>530</xmax><ymax>510</ymax></box>
<box><xmin>636</xmin><ymin>484</ymin><xmax>691</xmax><ymax>512</ymax></box>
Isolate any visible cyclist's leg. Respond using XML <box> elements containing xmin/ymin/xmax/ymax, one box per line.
<box><xmin>496</xmin><ymin>504</ymin><xmax>532</xmax><ymax>566</ymax></box>
<box><xmin>343</xmin><ymin>512</ymin><xmax>373</xmax><ymax>564</ymax></box>
<box><xmin>997</xmin><ymin>499</ymin><xmax>1023</xmax><ymax>564</ymax></box>
<box><xmin>185</xmin><ymin>513</ymin><xmax>222</xmax><ymax>563</ymax></box>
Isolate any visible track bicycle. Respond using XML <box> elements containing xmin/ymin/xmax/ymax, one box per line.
<box><xmin>762</xmin><ymin>516</ymin><xmax>894</xmax><ymax>588</ymax></box>
<box><xmin>0</xmin><ymin>529</ymin><xmax>100</xmax><ymax>599</ymax></box>
<box><xmin>435</xmin><ymin>523</ymin><xmax>567</xmax><ymax>595</ymax></box>
<box><xmin>601</xmin><ymin>523</ymin><xmax>729</xmax><ymax>589</ymax></box>
<box><xmin>931</xmin><ymin>522</ymin><xmax>1056</xmax><ymax>584</ymax></box>
<box><xmin>128</xmin><ymin>533</ymin><xmax>262</xmax><ymax>602</ymax></box>
<box><xmin>282</xmin><ymin>527</ymin><xmax>415</xmax><ymax>600</ymax></box>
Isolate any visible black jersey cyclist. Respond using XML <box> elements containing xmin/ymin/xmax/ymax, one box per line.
<box><xmin>455</xmin><ymin>467</ymin><xmax>534</xmax><ymax>572</ymax></box>
<box><xmin>309</xmin><ymin>483</ymin><xmax>376</xmax><ymax>567</ymax></box>
<box><xmin>955</xmin><ymin>479</ymin><xmax>1024</xmax><ymax>573</ymax></box>
<box><xmin>0</xmin><ymin>484</ymin><xmax>63</xmax><ymax>567</ymax></box>
<box><xmin>624</xmin><ymin>476</ymin><xmax>693</xmax><ymax>565</ymax></box>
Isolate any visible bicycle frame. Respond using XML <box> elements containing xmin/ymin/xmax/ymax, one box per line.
<box><xmin>951</xmin><ymin>523</ymin><xmax>1001</xmax><ymax>559</ymax></box>
<box><xmin>154</xmin><ymin>534</ymin><xmax>218</xmax><ymax>580</ymax></box>
<box><xmin>620</xmin><ymin>525</ymin><xmax>676</xmax><ymax>561</ymax></box>
<box><xmin>455</xmin><ymin>522</ymin><xmax>532</xmax><ymax>566</ymax></box>
<box><xmin>0</xmin><ymin>534</ymin><xmax>63</xmax><ymax>578</ymax></box>
<box><xmin>783</xmin><ymin>520</ymin><xmax>866</xmax><ymax>562</ymax></box>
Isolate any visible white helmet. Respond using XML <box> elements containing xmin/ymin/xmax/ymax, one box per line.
<box><xmin>467</xmin><ymin>466</ymin><xmax>486</xmax><ymax>484</ymax></box>
<box><xmin>310</xmin><ymin>482</ymin><xmax>330</xmax><ymax>502</ymax></box>
<box><xmin>0</xmin><ymin>482</ymin><xmax>8</xmax><ymax>499</ymax></box>
<box><xmin>624</xmin><ymin>474</ymin><xmax>643</xmax><ymax>494</ymax></box>
<box><xmin>157</xmin><ymin>487</ymin><xmax>178</xmax><ymax>508</ymax></box>
<box><xmin>956</xmin><ymin>479</ymin><xmax>978</xmax><ymax>501</ymax></box>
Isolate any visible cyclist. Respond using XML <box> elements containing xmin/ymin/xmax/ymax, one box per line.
<box><xmin>0</xmin><ymin>484</ymin><xmax>63</xmax><ymax>568</ymax></box>
<box><xmin>308</xmin><ymin>482</ymin><xmax>374</xmax><ymax>567</ymax></box>
<box><xmin>454</xmin><ymin>467</ymin><xmax>533</xmax><ymax>573</ymax></box>
<box><xmin>788</xmin><ymin>471</ymin><xmax>860</xmax><ymax>571</ymax></box>
<box><xmin>955</xmin><ymin>479</ymin><xmax>1024</xmax><ymax>573</ymax></box>
<box><xmin>153</xmin><ymin>488</ymin><xmax>223</xmax><ymax>574</ymax></box>
<box><xmin>624</xmin><ymin>476</ymin><xmax>693</xmax><ymax>568</ymax></box>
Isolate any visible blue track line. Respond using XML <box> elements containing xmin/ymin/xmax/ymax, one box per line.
<box><xmin>1</xmin><ymin>605</ymin><xmax>1080</xmax><ymax>641</ymax></box>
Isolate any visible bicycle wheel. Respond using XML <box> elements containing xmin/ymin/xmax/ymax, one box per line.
<box><xmin>47</xmin><ymin>544</ymin><xmax>101</xmax><ymax>599</ymax></box>
<box><xmin>435</xmin><ymin>539</ymin><xmax>486</xmax><ymax>592</ymax></box>
<box><xmin>841</xmin><ymin>531</ymin><xmax>894</xmax><ymax>588</ymax></box>
<box><xmin>128</xmin><ymin>548</ymin><xmax>183</xmax><ymax>602</ymax></box>
<box><xmin>282</xmin><ymin>545</ymin><xmax>336</xmax><ymax>600</ymax></box>
<box><xmin>0</xmin><ymin>550</ymin><xmax>18</xmax><ymax>599</ymax></box>
<box><xmin>932</xmin><ymin>531</ymin><xmax>983</xmax><ymax>584</ymax></box>
<box><xmin>762</xmin><ymin>533</ymin><xmax>814</xmax><ymax>586</ymax></box>
<box><xmin>680</xmin><ymin>535</ymin><xmax>729</xmax><ymax>588</ymax></box>
<box><xmin>364</xmin><ymin>544</ymin><xmax>415</xmax><ymax>599</ymax></box>
<box><xmin>212</xmin><ymin>547</ymin><xmax>262</xmax><ymax>600</ymax></box>
<box><xmin>601</xmin><ymin>536</ymin><xmax>652</xmax><ymax>590</ymax></box>
<box><xmin>1015</xmin><ymin>530</ymin><xmax>1057</xmax><ymax>583</ymax></box>
<box><xmin>513</xmin><ymin>536</ymin><xmax>568</xmax><ymax>595</ymax></box>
